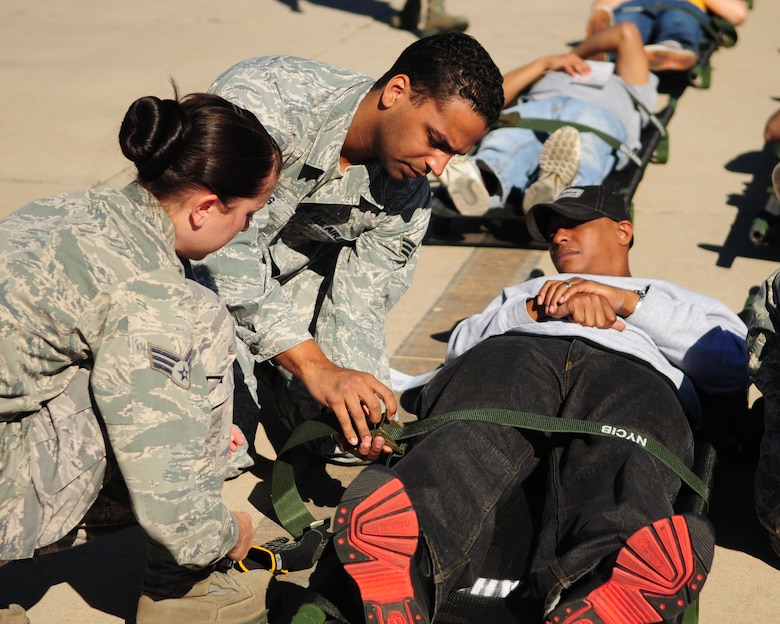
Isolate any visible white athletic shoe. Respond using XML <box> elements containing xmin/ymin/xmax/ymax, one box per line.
<box><xmin>438</xmin><ymin>155</ymin><xmax>491</xmax><ymax>216</ymax></box>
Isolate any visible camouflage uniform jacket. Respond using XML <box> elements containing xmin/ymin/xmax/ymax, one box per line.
<box><xmin>747</xmin><ymin>268</ymin><xmax>780</xmax><ymax>399</ymax></box>
<box><xmin>0</xmin><ymin>183</ymin><xmax>237</xmax><ymax>566</ymax></box>
<box><xmin>198</xmin><ymin>55</ymin><xmax>431</xmax><ymax>382</ymax></box>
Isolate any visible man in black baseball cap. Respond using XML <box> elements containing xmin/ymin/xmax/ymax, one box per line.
<box><xmin>525</xmin><ymin>185</ymin><xmax>632</xmax><ymax>244</ymax></box>
<box><xmin>525</xmin><ymin>185</ymin><xmax>634</xmax><ymax>281</ymax></box>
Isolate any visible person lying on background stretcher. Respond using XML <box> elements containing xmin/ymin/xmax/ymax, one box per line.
<box><xmin>433</xmin><ymin>22</ymin><xmax>657</xmax><ymax>216</ymax></box>
<box><xmin>585</xmin><ymin>0</ymin><xmax>748</xmax><ymax>71</ymax></box>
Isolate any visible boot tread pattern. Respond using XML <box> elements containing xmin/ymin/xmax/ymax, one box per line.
<box><xmin>545</xmin><ymin>514</ymin><xmax>714</xmax><ymax>624</ymax></box>
<box><xmin>334</xmin><ymin>472</ymin><xmax>426</xmax><ymax>624</ymax></box>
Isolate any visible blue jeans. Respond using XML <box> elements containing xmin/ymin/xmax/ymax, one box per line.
<box><xmin>613</xmin><ymin>0</ymin><xmax>707</xmax><ymax>54</ymax></box>
<box><xmin>474</xmin><ymin>97</ymin><xmax>626</xmax><ymax>206</ymax></box>
<box><xmin>396</xmin><ymin>335</ymin><xmax>694</xmax><ymax>613</ymax></box>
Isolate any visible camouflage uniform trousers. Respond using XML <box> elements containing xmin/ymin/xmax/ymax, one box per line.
<box><xmin>0</xmin><ymin>366</ymin><xmax>110</xmax><ymax>562</ymax></box>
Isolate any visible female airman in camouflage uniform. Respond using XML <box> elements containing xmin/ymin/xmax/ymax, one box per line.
<box><xmin>0</xmin><ymin>89</ymin><xmax>281</xmax><ymax>624</ymax></box>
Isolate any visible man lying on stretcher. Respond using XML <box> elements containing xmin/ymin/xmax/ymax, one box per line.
<box><xmin>433</xmin><ymin>22</ymin><xmax>657</xmax><ymax>216</ymax></box>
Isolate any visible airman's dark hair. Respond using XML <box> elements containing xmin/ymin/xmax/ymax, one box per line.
<box><xmin>373</xmin><ymin>32</ymin><xmax>504</xmax><ymax>127</ymax></box>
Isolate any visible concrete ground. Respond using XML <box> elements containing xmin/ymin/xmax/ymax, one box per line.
<box><xmin>1</xmin><ymin>0</ymin><xmax>779</xmax><ymax>621</ymax></box>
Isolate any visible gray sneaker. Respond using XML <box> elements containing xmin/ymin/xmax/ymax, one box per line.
<box><xmin>522</xmin><ymin>126</ymin><xmax>581</xmax><ymax>213</ymax></box>
<box><xmin>321</xmin><ymin>444</ymin><xmax>373</xmax><ymax>466</ymax></box>
<box><xmin>136</xmin><ymin>568</ymin><xmax>270</xmax><ymax>624</ymax></box>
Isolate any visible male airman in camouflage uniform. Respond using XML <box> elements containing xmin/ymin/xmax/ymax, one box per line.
<box><xmin>196</xmin><ymin>34</ymin><xmax>505</xmax><ymax>460</ymax></box>
<box><xmin>0</xmin><ymin>184</ymin><xmax>268</xmax><ymax>623</ymax></box>
<box><xmin>747</xmin><ymin>264</ymin><xmax>780</xmax><ymax>557</ymax></box>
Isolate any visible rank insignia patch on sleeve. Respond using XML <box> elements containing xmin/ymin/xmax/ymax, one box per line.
<box><xmin>399</xmin><ymin>235</ymin><xmax>417</xmax><ymax>261</ymax></box>
<box><xmin>149</xmin><ymin>344</ymin><xmax>194</xmax><ymax>389</ymax></box>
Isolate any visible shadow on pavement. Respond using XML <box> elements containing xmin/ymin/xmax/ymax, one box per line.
<box><xmin>700</xmin><ymin>144</ymin><xmax>780</xmax><ymax>268</ymax></box>
<box><xmin>274</xmin><ymin>0</ymin><xmax>396</xmax><ymax>25</ymax></box>
<box><xmin>0</xmin><ymin>525</ymin><xmax>146</xmax><ymax>623</ymax></box>
<box><xmin>708</xmin><ymin>453</ymin><xmax>780</xmax><ymax>570</ymax></box>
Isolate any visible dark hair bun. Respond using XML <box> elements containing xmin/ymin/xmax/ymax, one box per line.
<box><xmin>118</xmin><ymin>90</ymin><xmax>280</xmax><ymax>204</ymax></box>
<box><xmin>119</xmin><ymin>96</ymin><xmax>189</xmax><ymax>181</ymax></box>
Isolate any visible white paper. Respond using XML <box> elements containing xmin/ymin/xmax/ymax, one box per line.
<box><xmin>390</xmin><ymin>367</ymin><xmax>440</xmax><ymax>391</ymax></box>
<box><xmin>571</xmin><ymin>60</ymin><xmax>615</xmax><ymax>87</ymax></box>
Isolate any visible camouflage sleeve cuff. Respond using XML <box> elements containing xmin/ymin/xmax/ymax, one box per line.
<box><xmin>239</xmin><ymin>321</ymin><xmax>313</xmax><ymax>363</ymax></box>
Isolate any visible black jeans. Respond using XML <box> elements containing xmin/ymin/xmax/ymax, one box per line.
<box><xmin>394</xmin><ymin>334</ymin><xmax>694</xmax><ymax>613</ymax></box>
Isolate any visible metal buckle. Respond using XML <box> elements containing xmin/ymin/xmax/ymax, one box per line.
<box><xmin>371</xmin><ymin>421</ymin><xmax>405</xmax><ymax>455</ymax></box>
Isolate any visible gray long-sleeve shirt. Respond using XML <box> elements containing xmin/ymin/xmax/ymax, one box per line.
<box><xmin>447</xmin><ymin>274</ymin><xmax>749</xmax><ymax>423</ymax></box>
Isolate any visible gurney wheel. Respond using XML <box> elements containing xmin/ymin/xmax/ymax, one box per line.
<box><xmin>749</xmin><ymin>216</ymin><xmax>772</xmax><ymax>246</ymax></box>
<box><xmin>692</xmin><ymin>62</ymin><xmax>711</xmax><ymax>89</ymax></box>
<box><xmin>653</xmin><ymin>136</ymin><xmax>670</xmax><ymax>164</ymax></box>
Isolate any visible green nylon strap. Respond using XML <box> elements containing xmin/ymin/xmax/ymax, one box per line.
<box><xmin>682</xmin><ymin>599</ymin><xmax>700</xmax><ymax>624</ymax></box>
<box><xmin>271</xmin><ymin>418</ymin><xmax>340</xmax><ymax>538</ymax></box>
<box><xmin>619</xmin><ymin>86</ymin><xmax>667</xmax><ymax>139</ymax></box>
<box><xmin>271</xmin><ymin>408</ymin><xmax>709</xmax><ymax>537</ymax></box>
<box><xmin>392</xmin><ymin>409</ymin><xmax>708</xmax><ymax>500</ymax></box>
<box><xmin>498</xmin><ymin>114</ymin><xmax>645</xmax><ymax>168</ymax></box>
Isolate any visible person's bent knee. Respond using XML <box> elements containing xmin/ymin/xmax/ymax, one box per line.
<box><xmin>616</xmin><ymin>19</ymin><xmax>642</xmax><ymax>44</ymax></box>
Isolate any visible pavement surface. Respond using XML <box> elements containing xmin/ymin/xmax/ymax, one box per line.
<box><xmin>1</xmin><ymin>0</ymin><xmax>780</xmax><ymax>622</ymax></box>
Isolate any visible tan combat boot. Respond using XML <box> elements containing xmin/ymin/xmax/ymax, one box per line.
<box><xmin>421</xmin><ymin>0</ymin><xmax>469</xmax><ymax>37</ymax></box>
<box><xmin>136</xmin><ymin>568</ymin><xmax>271</xmax><ymax>624</ymax></box>
<box><xmin>0</xmin><ymin>605</ymin><xmax>28</xmax><ymax>624</ymax></box>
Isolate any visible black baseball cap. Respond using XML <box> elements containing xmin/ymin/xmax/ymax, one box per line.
<box><xmin>525</xmin><ymin>185</ymin><xmax>632</xmax><ymax>242</ymax></box>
